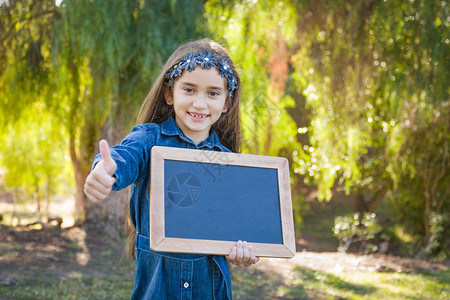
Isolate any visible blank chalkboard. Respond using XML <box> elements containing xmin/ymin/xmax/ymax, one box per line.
<box><xmin>150</xmin><ymin>146</ymin><xmax>295</xmax><ymax>258</ymax></box>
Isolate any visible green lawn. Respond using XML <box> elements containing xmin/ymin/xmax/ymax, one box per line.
<box><xmin>233</xmin><ymin>266</ymin><xmax>449</xmax><ymax>299</ymax></box>
<box><xmin>1</xmin><ymin>265</ymin><xmax>448</xmax><ymax>299</ymax></box>
<box><xmin>0</xmin><ymin>276</ymin><xmax>134</xmax><ymax>300</ymax></box>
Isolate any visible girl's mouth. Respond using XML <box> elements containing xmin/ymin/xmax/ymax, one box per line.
<box><xmin>188</xmin><ymin>112</ymin><xmax>209</xmax><ymax>119</ymax></box>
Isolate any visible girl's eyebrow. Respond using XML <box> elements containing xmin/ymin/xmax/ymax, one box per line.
<box><xmin>180</xmin><ymin>81</ymin><xmax>224</xmax><ymax>91</ymax></box>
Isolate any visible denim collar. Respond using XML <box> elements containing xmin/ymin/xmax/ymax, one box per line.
<box><xmin>160</xmin><ymin>116</ymin><xmax>229</xmax><ymax>151</ymax></box>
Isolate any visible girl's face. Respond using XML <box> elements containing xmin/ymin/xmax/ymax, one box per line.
<box><xmin>166</xmin><ymin>66</ymin><xmax>228</xmax><ymax>144</ymax></box>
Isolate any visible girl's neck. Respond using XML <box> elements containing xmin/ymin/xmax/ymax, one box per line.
<box><xmin>186</xmin><ymin>131</ymin><xmax>210</xmax><ymax>145</ymax></box>
<box><xmin>174</xmin><ymin>117</ymin><xmax>210</xmax><ymax>145</ymax></box>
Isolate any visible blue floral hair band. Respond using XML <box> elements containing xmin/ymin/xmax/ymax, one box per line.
<box><xmin>164</xmin><ymin>51</ymin><xmax>238</xmax><ymax>98</ymax></box>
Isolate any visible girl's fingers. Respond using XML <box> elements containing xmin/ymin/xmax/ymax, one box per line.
<box><xmin>92</xmin><ymin>162</ymin><xmax>116</xmax><ymax>187</ymax></box>
<box><xmin>247</xmin><ymin>244</ymin><xmax>257</xmax><ymax>266</ymax></box>
<box><xmin>228</xmin><ymin>246</ymin><xmax>237</xmax><ymax>261</ymax></box>
<box><xmin>84</xmin><ymin>190</ymin><xmax>101</xmax><ymax>203</ymax></box>
<box><xmin>242</xmin><ymin>241</ymin><xmax>251</xmax><ymax>266</ymax></box>
<box><xmin>228</xmin><ymin>240</ymin><xmax>260</xmax><ymax>267</ymax></box>
<box><xmin>84</xmin><ymin>173</ymin><xmax>113</xmax><ymax>202</ymax></box>
<box><xmin>83</xmin><ymin>143</ymin><xmax>116</xmax><ymax>204</ymax></box>
<box><xmin>85</xmin><ymin>186</ymin><xmax>109</xmax><ymax>202</ymax></box>
<box><xmin>85</xmin><ymin>178</ymin><xmax>111</xmax><ymax>195</ymax></box>
<box><xmin>227</xmin><ymin>246</ymin><xmax>242</xmax><ymax>266</ymax></box>
<box><xmin>99</xmin><ymin>140</ymin><xmax>117</xmax><ymax>176</ymax></box>
<box><xmin>236</xmin><ymin>240</ymin><xmax>244</xmax><ymax>265</ymax></box>
<box><xmin>92</xmin><ymin>171</ymin><xmax>116</xmax><ymax>188</ymax></box>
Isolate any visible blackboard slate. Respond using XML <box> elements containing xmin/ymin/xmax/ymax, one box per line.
<box><xmin>150</xmin><ymin>146</ymin><xmax>296</xmax><ymax>258</ymax></box>
<box><xmin>164</xmin><ymin>160</ymin><xmax>283</xmax><ymax>244</ymax></box>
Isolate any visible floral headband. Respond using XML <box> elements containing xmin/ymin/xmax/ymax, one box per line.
<box><xmin>164</xmin><ymin>51</ymin><xmax>238</xmax><ymax>98</ymax></box>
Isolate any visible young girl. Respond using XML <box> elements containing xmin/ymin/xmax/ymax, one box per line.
<box><xmin>84</xmin><ymin>39</ymin><xmax>259</xmax><ymax>299</ymax></box>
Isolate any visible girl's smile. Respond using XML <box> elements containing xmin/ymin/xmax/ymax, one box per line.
<box><xmin>189</xmin><ymin>112</ymin><xmax>208</xmax><ymax>119</ymax></box>
<box><xmin>166</xmin><ymin>67</ymin><xmax>228</xmax><ymax>144</ymax></box>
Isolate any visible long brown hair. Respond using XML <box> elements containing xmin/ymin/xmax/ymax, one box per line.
<box><xmin>136</xmin><ymin>39</ymin><xmax>241</xmax><ymax>152</ymax></box>
<box><xmin>126</xmin><ymin>39</ymin><xmax>242</xmax><ymax>261</ymax></box>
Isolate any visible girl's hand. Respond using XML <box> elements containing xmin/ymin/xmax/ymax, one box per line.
<box><xmin>227</xmin><ymin>240</ymin><xmax>259</xmax><ymax>267</ymax></box>
<box><xmin>84</xmin><ymin>140</ymin><xmax>117</xmax><ymax>202</ymax></box>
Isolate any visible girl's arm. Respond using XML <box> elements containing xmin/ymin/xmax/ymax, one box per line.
<box><xmin>227</xmin><ymin>240</ymin><xmax>259</xmax><ymax>267</ymax></box>
<box><xmin>84</xmin><ymin>125</ymin><xmax>154</xmax><ymax>202</ymax></box>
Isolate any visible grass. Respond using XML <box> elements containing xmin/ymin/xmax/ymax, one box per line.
<box><xmin>2</xmin><ymin>267</ymin><xmax>447</xmax><ymax>299</ymax></box>
<box><xmin>1</xmin><ymin>196</ymin><xmax>447</xmax><ymax>299</ymax></box>
<box><xmin>0</xmin><ymin>276</ymin><xmax>134</xmax><ymax>300</ymax></box>
<box><xmin>232</xmin><ymin>266</ymin><xmax>449</xmax><ymax>299</ymax></box>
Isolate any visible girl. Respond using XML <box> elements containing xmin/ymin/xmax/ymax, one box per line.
<box><xmin>84</xmin><ymin>39</ymin><xmax>259</xmax><ymax>299</ymax></box>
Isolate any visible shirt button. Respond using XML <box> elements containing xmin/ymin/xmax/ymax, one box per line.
<box><xmin>183</xmin><ymin>282</ymin><xmax>189</xmax><ymax>288</ymax></box>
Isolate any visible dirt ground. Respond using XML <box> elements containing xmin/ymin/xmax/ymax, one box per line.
<box><xmin>0</xmin><ymin>225</ymin><xmax>133</xmax><ymax>286</ymax></box>
<box><xmin>0</xmin><ymin>224</ymin><xmax>447</xmax><ymax>288</ymax></box>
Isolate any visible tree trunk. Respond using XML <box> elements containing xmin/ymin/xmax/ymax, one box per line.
<box><xmin>354</xmin><ymin>192</ymin><xmax>369</xmax><ymax>213</ymax></box>
<box><xmin>12</xmin><ymin>189</ymin><xmax>21</xmax><ymax>225</ymax></box>
<box><xmin>284</xmin><ymin>63</ymin><xmax>310</xmax><ymax>146</ymax></box>
<box><xmin>34</xmin><ymin>182</ymin><xmax>42</xmax><ymax>221</ymax></box>
<box><xmin>84</xmin><ymin>96</ymin><xmax>133</xmax><ymax>236</ymax></box>
<box><xmin>423</xmin><ymin>191</ymin><xmax>431</xmax><ymax>239</ymax></box>
<box><xmin>45</xmin><ymin>178</ymin><xmax>51</xmax><ymax>220</ymax></box>
<box><xmin>353</xmin><ymin>187</ymin><xmax>387</xmax><ymax>214</ymax></box>
<box><xmin>69</xmin><ymin>131</ymin><xmax>87</xmax><ymax>222</ymax></box>
<box><xmin>367</xmin><ymin>187</ymin><xmax>388</xmax><ymax>211</ymax></box>
<box><xmin>68</xmin><ymin>115</ymin><xmax>96</xmax><ymax>223</ymax></box>
<box><xmin>263</xmin><ymin>115</ymin><xmax>273</xmax><ymax>154</ymax></box>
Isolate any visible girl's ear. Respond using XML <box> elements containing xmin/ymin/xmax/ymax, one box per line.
<box><xmin>163</xmin><ymin>84</ymin><xmax>173</xmax><ymax>105</ymax></box>
<box><xmin>222</xmin><ymin>98</ymin><xmax>230</xmax><ymax>113</ymax></box>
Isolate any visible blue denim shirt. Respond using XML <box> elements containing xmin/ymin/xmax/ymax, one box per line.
<box><xmin>93</xmin><ymin>116</ymin><xmax>232</xmax><ymax>299</ymax></box>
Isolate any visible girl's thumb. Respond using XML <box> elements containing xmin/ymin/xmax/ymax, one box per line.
<box><xmin>99</xmin><ymin>139</ymin><xmax>116</xmax><ymax>176</ymax></box>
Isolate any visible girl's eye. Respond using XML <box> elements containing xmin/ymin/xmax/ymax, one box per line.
<box><xmin>209</xmin><ymin>91</ymin><xmax>220</xmax><ymax>97</ymax></box>
<box><xmin>184</xmin><ymin>88</ymin><xmax>195</xmax><ymax>93</ymax></box>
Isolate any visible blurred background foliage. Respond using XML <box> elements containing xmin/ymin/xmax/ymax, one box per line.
<box><xmin>0</xmin><ymin>0</ymin><xmax>448</xmax><ymax>258</ymax></box>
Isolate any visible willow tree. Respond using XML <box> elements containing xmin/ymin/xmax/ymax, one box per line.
<box><xmin>205</xmin><ymin>0</ymin><xmax>301</xmax><ymax>156</ymax></box>
<box><xmin>0</xmin><ymin>105</ymin><xmax>68</xmax><ymax>223</ymax></box>
<box><xmin>1</xmin><ymin>0</ymin><xmax>206</xmax><ymax>224</ymax></box>
<box><xmin>0</xmin><ymin>0</ymin><xmax>63</xmax><ymax>223</ymax></box>
<box><xmin>205</xmin><ymin>0</ymin><xmax>449</xmax><ymax>248</ymax></box>
<box><xmin>289</xmin><ymin>1</ymin><xmax>449</xmax><ymax>244</ymax></box>
<box><xmin>0</xmin><ymin>0</ymin><xmax>57</xmax><ymax>125</ymax></box>
<box><xmin>53</xmin><ymin>0</ymin><xmax>206</xmax><ymax>225</ymax></box>
<box><xmin>204</xmin><ymin>0</ymin><xmax>305</xmax><ymax>228</ymax></box>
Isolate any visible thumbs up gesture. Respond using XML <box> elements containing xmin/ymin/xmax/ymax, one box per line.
<box><xmin>84</xmin><ymin>140</ymin><xmax>117</xmax><ymax>202</ymax></box>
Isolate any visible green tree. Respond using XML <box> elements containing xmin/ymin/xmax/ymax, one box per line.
<box><xmin>0</xmin><ymin>0</ymin><xmax>62</xmax><ymax>223</ymax></box>
<box><xmin>205</xmin><ymin>0</ymin><xmax>449</xmax><ymax>251</ymax></box>
<box><xmin>0</xmin><ymin>104</ymin><xmax>68</xmax><ymax>222</ymax></box>
<box><xmin>204</xmin><ymin>0</ymin><xmax>305</xmax><ymax>229</ymax></box>
<box><xmin>290</xmin><ymin>1</ymin><xmax>449</xmax><ymax>247</ymax></box>
<box><xmin>54</xmin><ymin>0</ymin><xmax>207</xmax><ymax>224</ymax></box>
<box><xmin>1</xmin><ymin>0</ymin><xmax>207</xmax><ymax>225</ymax></box>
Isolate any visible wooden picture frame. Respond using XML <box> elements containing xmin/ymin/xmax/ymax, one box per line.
<box><xmin>150</xmin><ymin>146</ymin><xmax>296</xmax><ymax>258</ymax></box>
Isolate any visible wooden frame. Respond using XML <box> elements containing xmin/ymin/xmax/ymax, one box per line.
<box><xmin>150</xmin><ymin>146</ymin><xmax>296</xmax><ymax>258</ymax></box>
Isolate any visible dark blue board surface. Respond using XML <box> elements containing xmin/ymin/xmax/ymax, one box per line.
<box><xmin>164</xmin><ymin>159</ymin><xmax>283</xmax><ymax>244</ymax></box>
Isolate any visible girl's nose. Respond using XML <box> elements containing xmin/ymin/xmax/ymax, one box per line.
<box><xmin>193</xmin><ymin>97</ymin><xmax>207</xmax><ymax>109</ymax></box>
